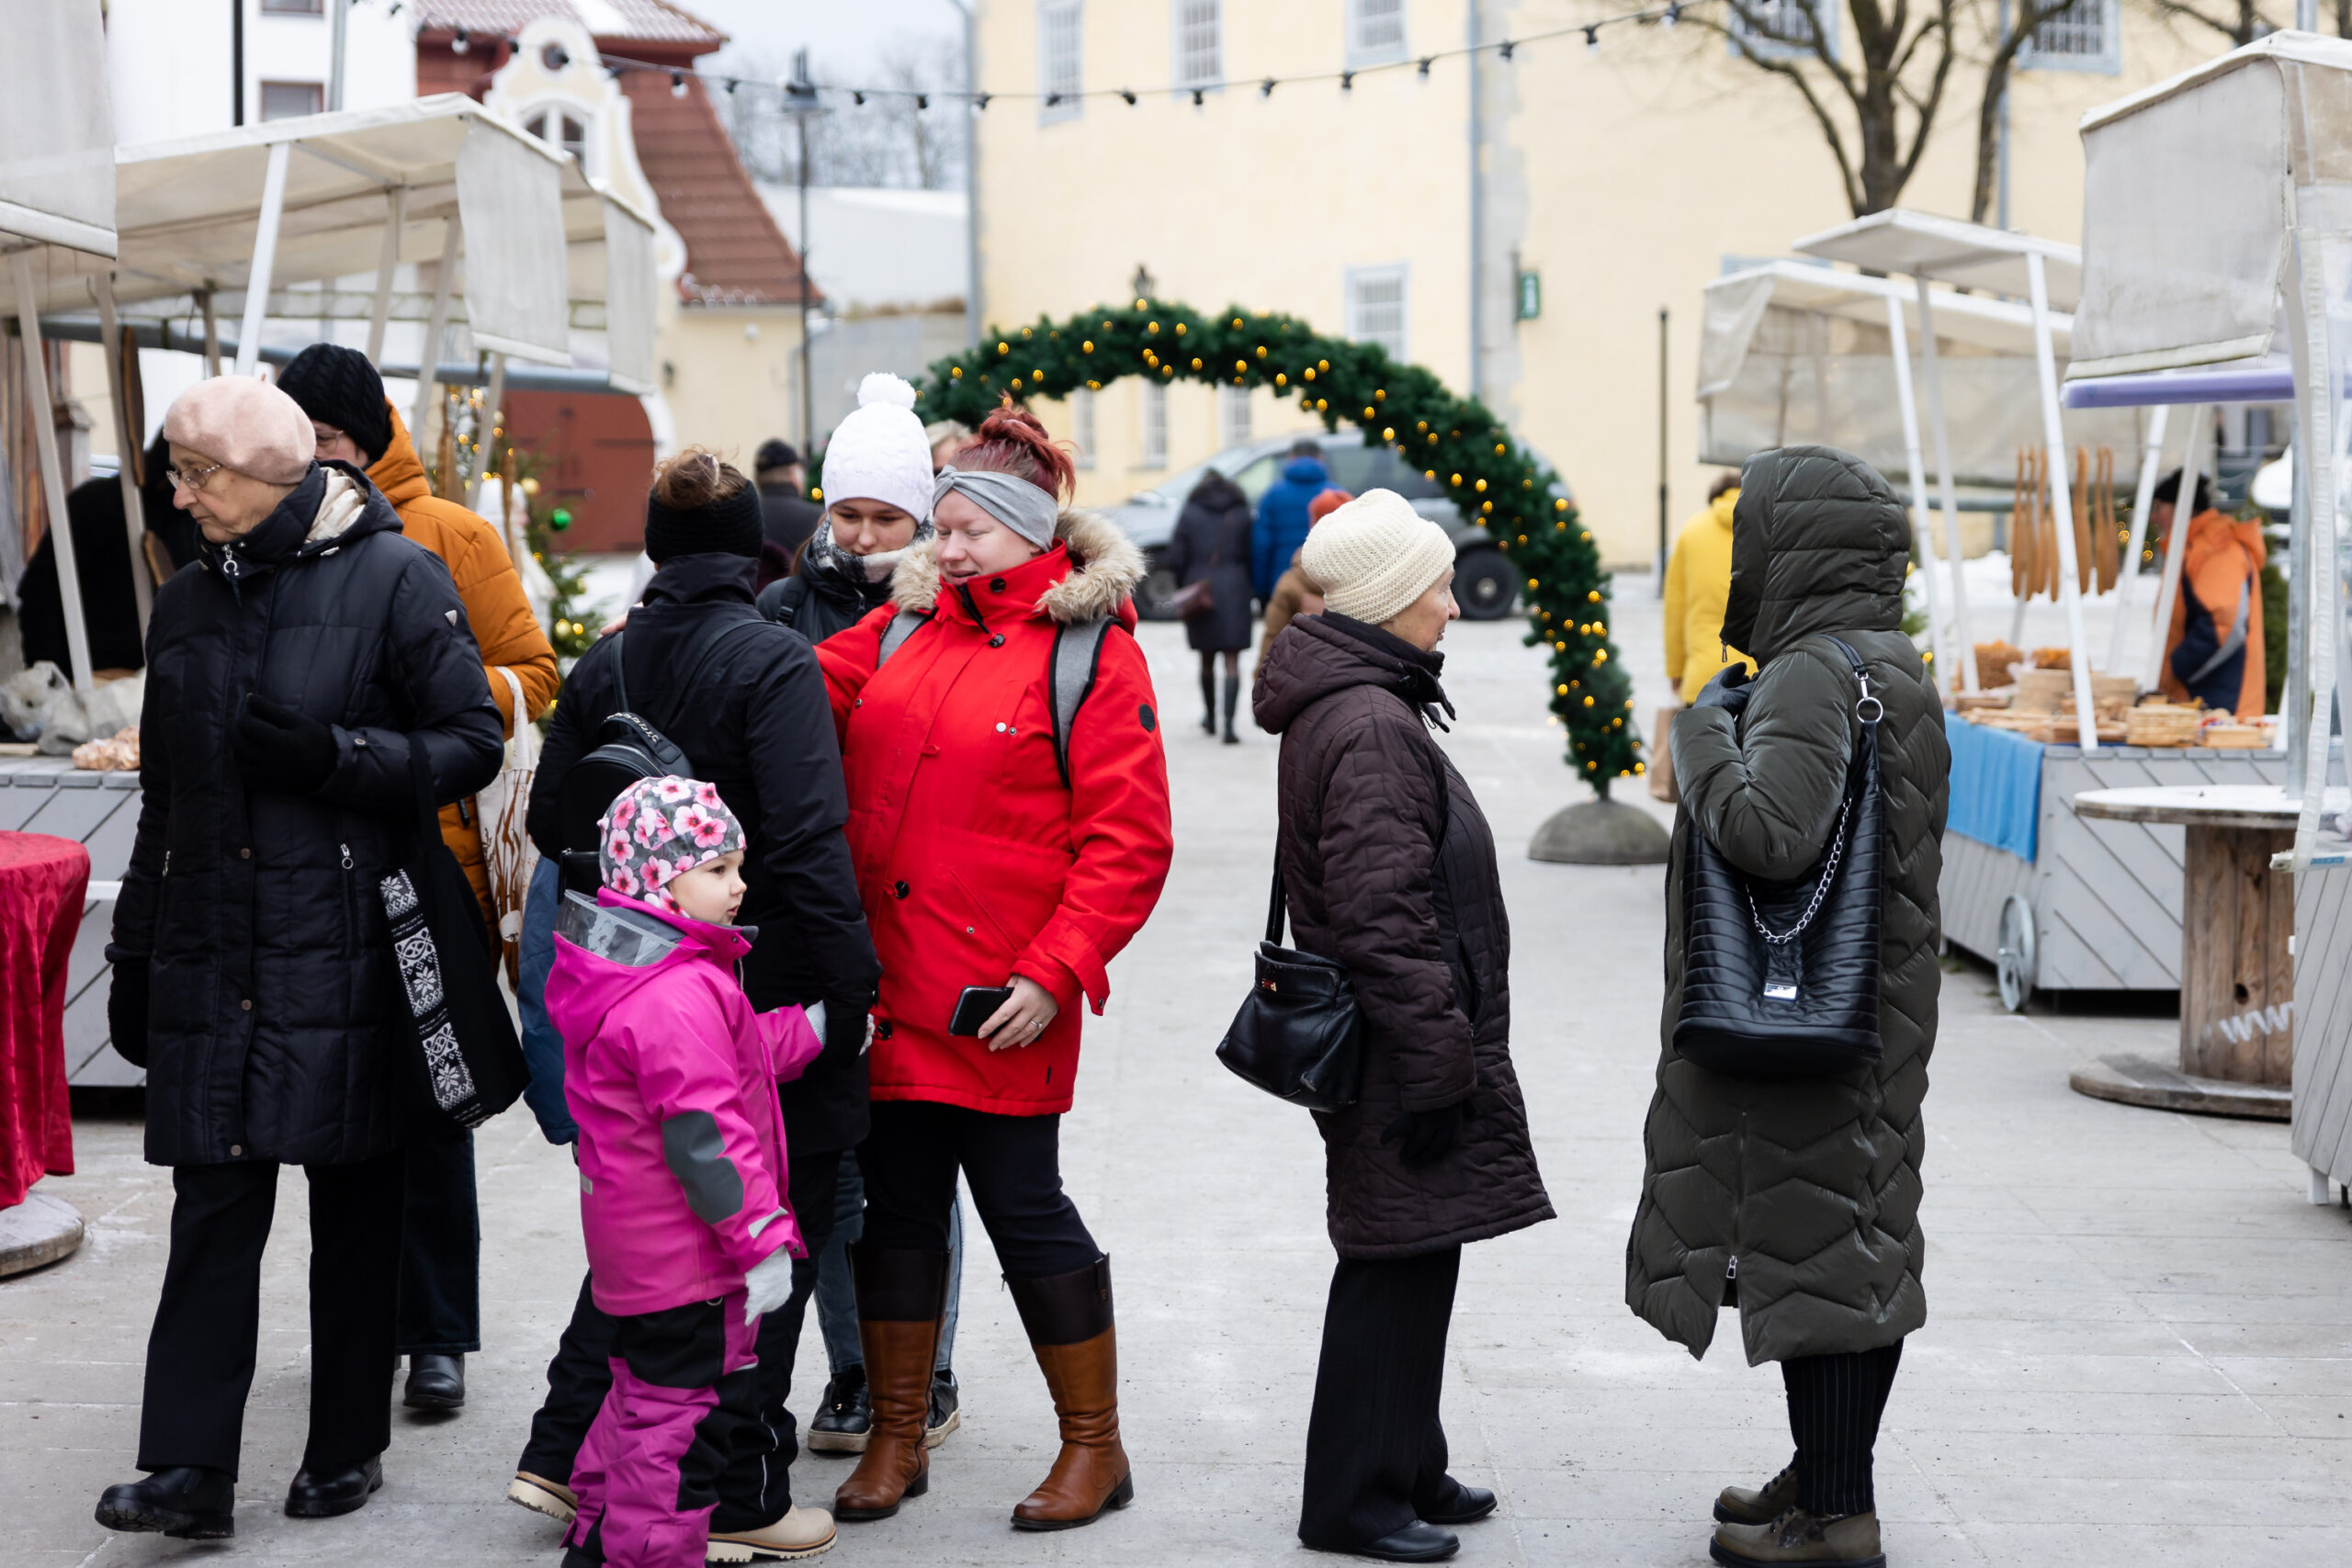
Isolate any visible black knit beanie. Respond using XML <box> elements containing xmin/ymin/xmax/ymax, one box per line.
<box><xmin>645</xmin><ymin>484</ymin><xmax>765</xmax><ymax>564</ymax></box>
<box><xmin>277</xmin><ymin>344</ymin><xmax>393</xmax><ymax>465</ymax></box>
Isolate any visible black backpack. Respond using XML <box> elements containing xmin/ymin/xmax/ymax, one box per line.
<box><xmin>871</xmin><ymin>607</ymin><xmax>1114</xmax><ymax>786</ymax></box>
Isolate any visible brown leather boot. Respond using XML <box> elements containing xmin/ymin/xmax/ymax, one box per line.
<box><xmin>832</xmin><ymin>1247</ymin><xmax>948</xmax><ymax>1523</ymax></box>
<box><xmin>1007</xmin><ymin>1257</ymin><xmax>1134</xmax><ymax>1531</ymax></box>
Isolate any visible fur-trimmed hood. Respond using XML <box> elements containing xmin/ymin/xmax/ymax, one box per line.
<box><xmin>888</xmin><ymin>508</ymin><xmax>1144</xmax><ymax>625</ymax></box>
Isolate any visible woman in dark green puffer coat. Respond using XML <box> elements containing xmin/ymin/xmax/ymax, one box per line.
<box><xmin>1625</xmin><ymin>446</ymin><xmax>1950</xmax><ymax>1568</ymax></box>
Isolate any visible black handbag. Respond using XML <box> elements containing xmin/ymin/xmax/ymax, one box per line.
<box><xmin>1216</xmin><ymin>865</ymin><xmax>1365</xmax><ymax>1111</ymax></box>
<box><xmin>383</xmin><ymin>746</ymin><xmax>529</xmax><ymax>1136</ymax></box>
<box><xmin>1673</xmin><ymin>636</ymin><xmax>1887</xmax><ymax>1080</ymax></box>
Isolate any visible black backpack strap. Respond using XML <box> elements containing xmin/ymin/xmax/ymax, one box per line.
<box><xmin>1048</xmin><ymin>616</ymin><xmax>1114</xmax><ymax>788</ymax></box>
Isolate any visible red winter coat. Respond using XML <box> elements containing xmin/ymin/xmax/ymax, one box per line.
<box><xmin>817</xmin><ymin>510</ymin><xmax>1173</xmax><ymax>1115</ymax></box>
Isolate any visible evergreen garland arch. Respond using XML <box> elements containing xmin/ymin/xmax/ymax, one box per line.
<box><xmin>913</xmin><ymin>299</ymin><xmax>1644</xmax><ymax>794</ymax></box>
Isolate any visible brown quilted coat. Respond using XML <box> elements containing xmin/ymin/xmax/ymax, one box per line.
<box><xmin>1253</xmin><ymin>614</ymin><xmax>1554</xmax><ymax>1259</ymax></box>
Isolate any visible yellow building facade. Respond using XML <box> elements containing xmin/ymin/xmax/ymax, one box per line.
<box><xmin>974</xmin><ymin>1</ymin><xmax>2232</xmax><ymax>566</ymax></box>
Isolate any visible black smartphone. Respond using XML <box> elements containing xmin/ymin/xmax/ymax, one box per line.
<box><xmin>948</xmin><ymin>985</ymin><xmax>1015</xmax><ymax>1037</ymax></box>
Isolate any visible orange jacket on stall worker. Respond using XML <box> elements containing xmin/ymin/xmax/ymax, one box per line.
<box><xmin>2157</xmin><ymin>509</ymin><xmax>2267</xmax><ymax>719</ymax></box>
<box><xmin>369</xmin><ymin>403</ymin><xmax>561</xmax><ymax>922</ymax></box>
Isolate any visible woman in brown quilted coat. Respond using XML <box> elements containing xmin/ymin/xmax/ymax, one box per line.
<box><xmin>1252</xmin><ymin>491</ymin><xmax>1552</xmax><ymax>1564</ymax></box>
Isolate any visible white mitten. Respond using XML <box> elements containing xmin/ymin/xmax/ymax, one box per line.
<box><xmin>742</xmin><ymin>1245</ymin><xmax>795</xmax><ymax>1325</ymax></box>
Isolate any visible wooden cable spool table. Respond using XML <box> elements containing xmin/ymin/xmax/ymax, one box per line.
<box><xmin>2065</xmin><ymin>785</ymin><xmax>2304</xmax><ymax>1118</ymax></box>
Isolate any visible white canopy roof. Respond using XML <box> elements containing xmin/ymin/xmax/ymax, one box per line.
<box><xmin>0</xmin><ymin>0</ymin><xmax>114</xmax><ymax>256</ymax></box>
<box><xmin>1792</xmin><ymin>209</ymin><xmax>2082</xmax><ymax>313</ymax></box>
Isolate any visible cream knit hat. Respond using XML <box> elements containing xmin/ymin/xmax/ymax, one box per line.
<box><xmin>162</xmin><ymin>375</ymin><xmax>316</xmax><ymax>484</ymax></box>
<box><xmin>819</xmin><ymin>373</ymin><xmax>933</xmax><ymax>522</ymax></box>
<box><xmin>1302</xmin><ymin>489</ymin><xmax>1456</xmax><ymax>626</ymax></box>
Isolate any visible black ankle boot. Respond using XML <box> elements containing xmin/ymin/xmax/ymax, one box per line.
<box><xmin>285</xmin><ymin>1454</ymin><xmax>383</xmax><ymax>1518</ymax></box>
<box><xmin>1220</xmin><ymin>672</ymin><xmax>1241</xmax><ymax>743</ymax></box>
<box><xmin>96</xmin><ymin>1466</ymin><xmax>235</xmax><ymax>1539</ymax></box>
<box><xmin>403</xmin><ymin>1351</ymin><xmax>465</xmax><ymax>1410</ymax></box>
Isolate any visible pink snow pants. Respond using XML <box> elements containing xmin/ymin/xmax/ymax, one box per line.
<box><xmin>562</xmin><ymin>1291</ymin><xmax>758</xmax><ymax>1568</ymax></box>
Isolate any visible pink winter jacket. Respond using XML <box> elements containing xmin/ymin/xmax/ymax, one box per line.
<box><xmin>548</xmin><ymin>889</ymin><xmax>824</xmax><ymax>1317</ymax></box>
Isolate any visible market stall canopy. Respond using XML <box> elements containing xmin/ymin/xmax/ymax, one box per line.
<box><xmin>1791</xmin><ymin>209</ymin><xmax>2083</xmax><ymax>312</ymax></box>
<box><xmin>2070</xmin><ymin>32</ymin><xmax>2352</xmax><ymax>378</ymax></box>
<box><xmin>1698</xmin><ymin>261</ymin><xmax>2140</xmax><ymax>486</ymax></box>
<box><xmin>0</xmin><ymin>0</ymin><xmax>113</xmax><ymax>256</ymax></box>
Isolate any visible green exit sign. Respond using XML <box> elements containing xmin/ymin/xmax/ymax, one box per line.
<box><xmin>1515</xmin><ymin>269</ymin><xmax>1542</xmax><ymax>321</ymax></box>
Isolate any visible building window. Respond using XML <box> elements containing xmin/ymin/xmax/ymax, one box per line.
<box><xmin>2018</xmin><ymin>0</ymin><xmax>2120</xmax><ymax>74</ymax></box>
<box><xmin>1141</xmin><ymin>382</ymin><xmax>1169</xmax><ymax>468</ymax></box>
<box><xmin>1725</xmin><ymin>0</ymin><xmax>1834</xmax><ymax>61</ymax></box>
<box><xmin>1348</xmin><ymin>0</ymin><xmax>1408</xmax><ymax>66</ymax></box>
<box><xmin>1073</xmin><ymin>388</ymin><xmax>1096</xmax><ymax>468</ymax></box>
<box><xmin>261</xmin><ymin>0</ymin><xmax>324</xmax><ymax>13</ymax></box>
<box><xmin>1173</xmin><ymin>0</ymin><xmax>1221</xmax><ymax>90</ymax></box>
<box><xmin>259</xmin><ymin>81</ymin><xmax>324</xmax><ymax>120</ymax></box>
<box><xmin>526</xmin><ymin>107</ymin><xmax>591</xmax><ymax>167</ymax></box>
<box><xmin>1220</xmin><ymin>384</ymin><xmax>1251</xmax><ymax>449</ymax></box>
<box><xmin>1040</xmin><ymin>1</ymin><xmax>1083</xmax><ymax>120</ymax></box>
<box><xmin>1347</xmin><ymin>265</ymin><xmax>1408</xmax><ymax>363</ymax></box>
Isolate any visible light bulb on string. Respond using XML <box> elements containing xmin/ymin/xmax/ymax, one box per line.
<box><xmin>1585</xmin><ymin>26</ymin><xmax>1600</xmax><ymax>52</ymax></box>
<box><xmin>1340</xmin><ymin>71</ymin><xmax>1354</xmax><ymax>92</ymax></box>
<box><xmin>915</xmin><ymin>94</ymin><xmax>929</xmax><ymax>109</ymax></box>
<box><xmin>1664</xmin><ymin>1</ymin><xmax>1682</xmax><ymax>27</ymax></box>
<box><xmin>854</xmin><ymin>91</ymin><xmax>866</xmax><ymax>107</ymax></box>
<box><xmin>1119</xmin><ymin>88</ymin><xmax>1136</xmax><ymax>105</ymax></box>
<box><xmin>1499</xmin><ymin>39</ymin><xmax>1516</xmax><ymax>61</ymax></box>
<box><xmin>451</xmin><ymin>26</ymin><xmax>469</xmax><ymax>54</ymax></box>
<box><xmin>1259</xmin><ymin>78</ymin><xmax>1276</xmax><ymax>98</ymax></box>
<box><xmin>670</xmin><ymin>69</ymin><xmax>687</xmax><ymax>97</ymax></box>
<box><xmin>1192</xmin><ymin>88</ymin><xmax>1205</xmax><ymax>107</ymax></box>
<box><xmin>1417</xmin><ymin>57</ymin><xmax>1433</xmax><ymax>78</ymax></box>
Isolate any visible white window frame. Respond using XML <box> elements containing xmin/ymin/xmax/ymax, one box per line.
<box><xmin>1038</xmin><ymin>1</ymin><xmax>1083</xmax><ymax>123</ymax></box>
<box><xmin>1724</xmin><ymin>0</ymin><xmax>1836</xmax><ymax>63</ymax></box>
<box><xmin>1347</xmin><ymin>0</ymin><xmax>1408</xmax><ymax>68</ymax></box>
<box><xmin>1171</xmin><ymin>0</ymin><xmax>1223</xmax><ymax>92</ymax></box>
<box><xmin>1072</xmin><ymin>387</ymin><xmax>1096</xmax><ymax>468</ymax></box>
<box><xmin>1140</xmin><ymin>381</ymin><xmax>1169</xmax><ymax>468</ymax></box>
<box><xmin>1346</xmin><ymin>263</ymin><xmax>1410</xmax><ymax>364</ymax></box>
<box><xmin>259</xmin><ymin>80</ymin><xmax>324</xmax><ymax>120</ymax></box>
<box><xmin>1219</xmin><ymin>384</ymin><xmax>1252</xmax><ymax>449</ymax></box>
<box><xmin>2017</xmin><ymin>0</ymin><xmax>2120</xmax><ymax>75</ymax></box>
<box><xmin>522</xmin><ymin>103</ymin><xmax>600</xmax><ymax>179</ymax></box>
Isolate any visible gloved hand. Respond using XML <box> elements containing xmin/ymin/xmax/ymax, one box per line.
<box><xmin>233</xmin><ymin>694</ymin><xmax>338</xmax><ymax>795</ymax></box>
<box><xmin>107</xmin><ymin>958</ymin><xmax>151</xmax><ymax>1068</ymax></box>
<box><xmin>1381</xmin><ymin>1100</ymin><xmax>1471</xmax><ymax>1168</ymax></box>
<box><xmin>742</xmin><ymin>1244</ymin><xmax>797</xmax><ymax>1325</ymax></box>
<box><xmin>818</xmin><ymin>997</ymin><xmax>872</xmax><ymax>1072</ymax></box>
<box><xmin>1690</xmin><ymin>665</ymin><xmax>1754</xmax><ymax>715</ymax></box>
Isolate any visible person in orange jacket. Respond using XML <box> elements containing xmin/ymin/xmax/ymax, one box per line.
<box><xmin>277</xmin><ymin>343</ymin><xmax>561</xmax><ymax>1416</ymax></box>
<box><xmin>2150</xmin><ymin>469</ymin><xmax>2267</xmax><ymax>717</ymax></box>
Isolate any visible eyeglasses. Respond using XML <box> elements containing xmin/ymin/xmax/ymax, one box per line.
<box><xmin>166</xmin><ymin>458</ymin><xmax>225</xmax><ymax>491</ymax></box>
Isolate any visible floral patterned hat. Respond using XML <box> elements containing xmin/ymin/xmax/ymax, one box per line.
<box><xmin>598</xmin><ymin>775</ymin><xmax>747</xmax><ymax>911</ymax></box>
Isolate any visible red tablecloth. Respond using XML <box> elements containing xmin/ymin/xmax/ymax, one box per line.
<box><xmin>0</xmin><ymin>831</ymin><xmax>86</xmax><ymax>1207</ymax></box>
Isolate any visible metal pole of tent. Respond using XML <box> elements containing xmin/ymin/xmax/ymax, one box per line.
<box><xmin>93</xmin><ymin>273</ymin><xmax>153</xmax><ymax>631</ymax></box>
<box><xmin>2143</xmin><ymin>408</ymin><xmax>2204</xmax><ymax>695</ymax></box>
<box><xmin>1911</xmin><ymin>277</ymin><xmax>1977</xmax><ymax>691</ymax></box>
<box><xmin>411</xmin><ymin>213</ymin><xmax>460</xmax><ymax>445</ymax></box>
<box><xmin>1884</xmin><ymin>295</ymin><xmax>1951</xmax><ymax>697</ymax></box>
<box><xmin>2027</xmin><ymin>251</ymin><xmax>2098</xmax><ymax>748</ymax></box>
<box><xmin>366</xmin><ymin>186</ymin><xmax>406</xmax><ymax>363</ymax></box>
<box><xmin>10</xmin><ymin>251</ymin><xmax>96</xmax><ymax>692</ymax></box>
<box><xmin>1657</xmin><ymin>308</ymin><xmax>1668</xmax><ymax>597</ymax></box>
<box><xmin>234</xmin><ymin>142</ymin><xmax>291</xmax><ymax>378</ymax></box>
<box><xmin>328</xmin><ymin>0</ymin><xmax>348</xmax><ymax>112</ymax></box>
<box><xmin>2107</xmin><ymin>402</ymin><xmax>2169</xmax><ymax>674</ymax></box>
<box><xmin>200</xmin><ymin>288</ymin><xmax>220</xmax><ymax>376</ymax></box>
<box><xmin>467</xmin><ymin>351</ymin><xmax>505</xmax><ymax>513</ymax></box>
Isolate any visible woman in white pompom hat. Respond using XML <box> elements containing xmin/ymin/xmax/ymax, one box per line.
<box><xmin>759</xmin><ymin>373</ymin><xmax>939</xmax><ymax>646</ymax></box>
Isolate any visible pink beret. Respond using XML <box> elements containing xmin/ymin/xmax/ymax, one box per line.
<box><xmin>162</xmin><ymin>375</ymin><xmax>316</xmax><ymax>485</ymax></box>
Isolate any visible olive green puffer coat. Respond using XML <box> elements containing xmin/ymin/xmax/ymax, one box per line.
<box><xmin>1625</xmin><ymin>446</ymin><xmax>1951</xmax><ymax>1366</ymax></box>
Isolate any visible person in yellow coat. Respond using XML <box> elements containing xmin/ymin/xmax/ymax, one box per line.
<box><xmin>1664</xmin><ymin>473</ymin><xmax>1756</xmax><ymax>704</ymax></box>
<box><xmin>2150</xmin><ymin>469</ymin><xmax>2267</xmax><ymax>718</ymax></box>
<box><xmin>277</xmin><ymin>343</ymin><xmax>561</xmax><ymax>1418</ymax></box>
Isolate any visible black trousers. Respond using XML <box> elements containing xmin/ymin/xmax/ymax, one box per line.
<box><xmin>136</xmin><ymin>1152</ymin><xmax>404</xmax><ymax>1479</ymax></box>
<box><xmin>518</xmin><ymin>1149</ymin><xmax>843</xmax><ymax>1529</ymax></box>
<box><xmin>856</xmin><ymin>1099</ymin><xmax>1099</xmax><ymax>1281</ymax></box>
<box><xmin>1298</xmin><ymin>1246</ymin><xmax>1463</xmax><ymax>1550</ymax></box>
<box><xmin>397</xmin><ymin>1132</ymin><xmax>481</xmax><ymax>1354</ymax></box>
<box><xmin>1781</xmin><ymin>1339</ymin><xmax>1904</xmax><ymax>1516</ymax></box>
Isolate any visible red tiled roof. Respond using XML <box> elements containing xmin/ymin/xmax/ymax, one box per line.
<box><xmin>617</xmin><ymin>70</ymin><xmax>819</xmax><ymax>307</ymax></box>
<box><xmin>413</xmin><ymin>1</ymin><xmax>723</xmax><ymax>49</ymax></box>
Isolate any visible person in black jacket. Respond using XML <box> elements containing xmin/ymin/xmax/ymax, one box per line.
<box><xmin>15</xmin><ymin>434</ymin><xmax>198</xmax><ymax>676</ymax></box>
<box><xmin>95</xmin><ymin>377</ymin><xmax>504</xmax><ymax>1540</ymax></box>
<box><xmin>1166</xmin><ymin>469</ymin><xmax>1257</xmax><ymax>742</ymax></box>
<box><xmin>755</xmin><ymin>437</ymin><xmax>824</xmax><ymax>560</ymax></box>
<box><xmin>512</xmin><ymin>447</ymin><xmax>881</xmax><ymax>1561</ymax></box>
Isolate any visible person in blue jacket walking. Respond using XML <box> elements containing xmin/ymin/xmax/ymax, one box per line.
<box><xmin>1253</xmin><ymin>441</ymin><xmax>1333</xmax><ymax>602</ymax></box>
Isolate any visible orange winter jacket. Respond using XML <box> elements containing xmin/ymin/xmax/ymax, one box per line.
<box><xmin>368</xmin><ymin>404</ymin><xmax>560</xmax><ymax>925</ymax></box>
<box><xmin>2158</xmin><ymin>509</ymin><xmax>2267</xmax><ymax>719</ymax></box>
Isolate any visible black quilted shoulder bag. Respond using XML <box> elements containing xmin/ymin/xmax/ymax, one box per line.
<box><xmin>1673</xmin><ymin>636</ymin><xmax>1886</xmax><ymax>1079</ymax></box>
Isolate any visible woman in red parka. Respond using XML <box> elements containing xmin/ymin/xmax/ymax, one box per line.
<box><xmin>815</xmin><ymin>404</ymin><xmax>1172</xmax><ymax>1533</ymax></box>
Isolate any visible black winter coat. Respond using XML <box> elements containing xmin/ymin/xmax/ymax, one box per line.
<box><xmin>1626</xmin><ymin>446</ymin><xmax>1950</xmax><ymax>1366</ymax></box>
<box><xmin>109</xmin><ymin>465</ymin><xmax>505</xmax><ymax>1168</ymax></box>
<box><xmin>1254</xmin><ymin>614</ymin><xmax>1554</xmax><ymax>1258</ymax></box>
<box><xmin>756</xmin><ymin>543</ymin><xmax>894</xmax><ymax>646</ymax></box>
<box><xmin>1167</xmin><ymin>486</ymin><xmax>1257</xmax><ymax>653</ymax></box>
<box><xmin>528</xmin><ymin>553</ymin><xmax>883</xmax><ymax>1152</ymax></box>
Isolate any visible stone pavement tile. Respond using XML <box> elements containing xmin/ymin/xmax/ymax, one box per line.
<box><xmin>1963</xmin><ymin>1522</ymin><xmax>2347</xmax><ymax>1568</ymax></box>
<box><xmin>1897</xmin><ymin>1427</ymin><xmax>2352</xmax><ymax>1483</ymax></box>
<box><xmin>2235</xmin><ymin>1395</ymin><xmax>2352</xmax><ymax>1438</ymax></box>
<box><xmin>1931</xmin><ymin>1470</ymin><xmax>2349</xmax><ymax>1527</ymax></box>
<box><xmin>1885</xmin><ymin>1388</ymin><xmax>2289</xmax><ymax>1438</ymax></box>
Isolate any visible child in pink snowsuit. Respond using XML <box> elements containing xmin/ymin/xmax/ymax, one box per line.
<box><xmin>547</xmin><ymin>775</ymin><xmax>823</xmax><ymax>1568</ymax></box>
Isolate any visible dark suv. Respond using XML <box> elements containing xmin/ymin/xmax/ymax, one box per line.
<box><xmin>1107</xmin><ymin>429</ymin><xmax>1552</xmax><ymax>621</ymax></box>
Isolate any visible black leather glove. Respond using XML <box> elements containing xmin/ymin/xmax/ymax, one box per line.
<box><xmin>818</xmin><ymin>997</ymin><xmax>872</xmax><ymax>1072</ymax></box>
<box><xmin>108</xmin><ymin>958</ymin><xmax>151</xmax><ymax>1068</ymax></box>
<box><xmin>1382</xmin><ymin>1100</ymin><xmax>1471</xmax><ymax>1168</ymax></box>
<box><xmin>233</xmin><ymin>694</ymin><xmax>338</xmax><ymax>795</ymax></box>
<box><xmin>1690</xmin><ymin>665</ymin><xmax>1754</xmax><ymax>715</ymax></box>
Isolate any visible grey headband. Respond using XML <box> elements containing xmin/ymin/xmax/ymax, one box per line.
<box><xmin>933</xmin><ymin>465</ymin><xmax>1059</xmax><ymax>548</ymax></box>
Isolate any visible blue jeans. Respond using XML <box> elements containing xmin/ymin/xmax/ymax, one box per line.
<box><xmin>517</xmin><ymin>856</ymin><xmax>578</xmax><ymax>1145</ymax></box>
<box><xmin>816</xmin><ymin>1153</ymin><xmax>963</xmax><ymax>1377</ymax></box>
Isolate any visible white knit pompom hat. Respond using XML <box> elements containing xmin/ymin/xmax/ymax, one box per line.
<box><xmin>1302</xmin><ymin>489</ymin><xmax>1457</xmax><ymax>626</ymax></box>
<box><xmin>819</xmin><ymin>372</ymin><xmax>933</xmax><ymax>521</ymax></box>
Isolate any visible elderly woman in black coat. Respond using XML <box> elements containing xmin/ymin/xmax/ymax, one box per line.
<box><xmin>1166</xmin><ymin>469</ymin><xmax>1257</xmax><ymax>741</ymax></box>
<box><xmin>96</xmin><ymin>377</ymin><xmax>503</xmax><ymax>1539</ymax></box>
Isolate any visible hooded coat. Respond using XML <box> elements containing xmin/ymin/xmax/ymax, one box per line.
<box><xmin>815</xmin><ymin>510</ymin><xmax>1174</xmax><ymax>1117</ymax></box>
<box><xmin>1625</xmin><ymin>446</ymin><xmax>1949</xmax><ymax>1365</ymax></box>
<box><xmin>1253</xmin><ymin>614</ymin><xmax>1554</xmax><ymax>1258</ymax></box>
<box><xmin>549</xmin><ymin>890</ymin><xmax>823</xmax><ymax>1318</ymax></box>
<box><xmin>1252</xmin><ymin>456</ymin><xmax>1332</xmax><ymax>601</ymax></box>
<box><xmin>1166</xmin><ymin>477</ymin><xmax>1257</xmax><ymax>652</ymax></box>
<box><xmin>108</xmin><ymin>465</ymin><xmax>506</xmax><ymax>1168</ymax></box>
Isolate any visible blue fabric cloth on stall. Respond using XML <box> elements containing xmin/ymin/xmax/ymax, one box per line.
<box><xmin>1942</xmin><ymin>710</ymin><xmax>2042</xmax><ymax>862</ymax></box>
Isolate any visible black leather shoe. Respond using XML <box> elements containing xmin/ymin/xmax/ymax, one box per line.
<box><xmin>95</xmin><ymin>1466</ymin><xmax>235</xmax><ymax>1539</ymax></box>
<box><xmin>1305</xmin><ymin>1520</ymin><xmax>1460</xmax><ymax>1562</ymax></box>
<box><xmin>1419</xmin><ymin>1476</ymin><xmax>1498</xmax><ymax>1526</ymax></box>
<box><xmin>403</xmin><ymin>1352</ymin><xmax>465</xmax><ymax>1410</ymax></box>
<box><xmin>925</xmin><ymin>1366</ymin><xmax>961</xmax><ymax>1447</ymax></box>
<box><xmin>284</xmin><ymin>1455</ymin><xmax>383</xmax><ymax>1518</ymax></box>
<box><xmin>807</xmin><ymin>1365</ymin><xmax>871</xmax><ymax>1453</ymax></box>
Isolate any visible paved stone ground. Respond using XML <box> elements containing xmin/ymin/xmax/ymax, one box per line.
<box><xmin>7</xmin><ymin>585</ymin><xmax>2352</xmax><ymax>1568</ymax></box>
